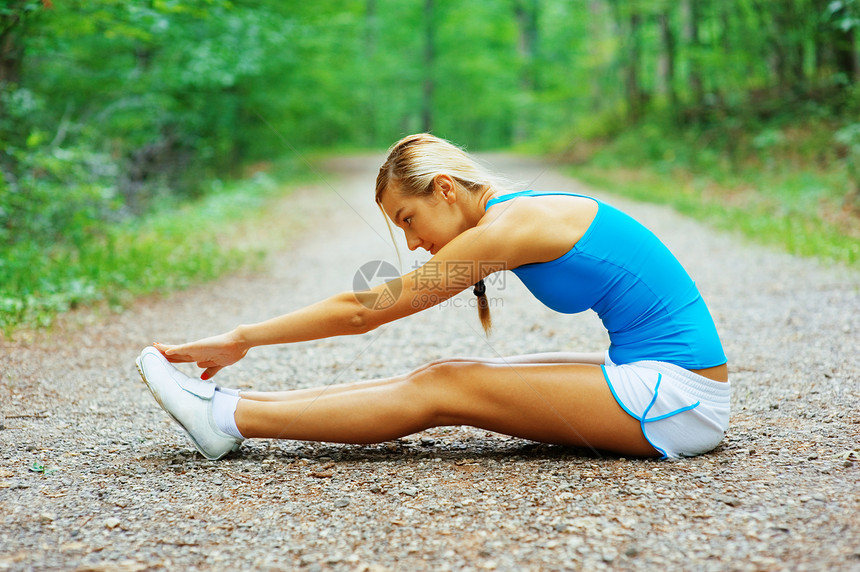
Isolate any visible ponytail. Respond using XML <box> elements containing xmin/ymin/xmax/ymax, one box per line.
<box><xmin>473</xmin><ymin>279</ymin><xmax>491</xmax><ymax>335</ymax></box>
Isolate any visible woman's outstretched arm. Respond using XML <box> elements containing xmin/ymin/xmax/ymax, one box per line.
<box><xmin>155</xmin><ymin>259</ymin><xmax>486</xmax><ymax>379</ymax></box>
<box><xmin>155</xmin><ymin>220</ymin><xmax>516</xmax><ymax>378</ymax></box>
<box><xmin>156</xmin><ymin>289</ymin><xmax>393</xmax><ymax>379</ymax></box>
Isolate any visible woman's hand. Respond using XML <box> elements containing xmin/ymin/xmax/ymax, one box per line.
<box><xmin>153</xmin><ymin>330</ymin><xmax>249</xmax><ymax>380</ymax></box>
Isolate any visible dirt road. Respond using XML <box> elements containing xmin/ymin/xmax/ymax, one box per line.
<box><xmin>1</xmin><ymin>154</ymin><xmax>858</xmax><ymax>571</ymax></box>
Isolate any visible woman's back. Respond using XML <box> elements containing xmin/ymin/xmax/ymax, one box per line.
<box><xmin>487</xmin><ymin>191</ymin><xmax>726</xmax><ymax>370</ymax></box>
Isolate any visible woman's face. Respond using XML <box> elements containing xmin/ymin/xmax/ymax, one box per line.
<box><xmin>379</xmin><ymin>182</ymin><xmax>466</xmax><ymax>255</ymax></box>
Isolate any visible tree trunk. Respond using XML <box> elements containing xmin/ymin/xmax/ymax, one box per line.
<box><xmin>683</xmin><ymin>0</ymin><xmax>704</xmax><ymax>110</ymax></box>
<box><xmin>836</xmin><ymin>28</ymin><xmax>859</xmax><ymax>82</ymax></box>
<box><xmin>589</xmin><ymin>0</ymin><xmax>605</xmax><ymax>113</ymax></box>
<box><xmin>514</xmin><ymin>0</ymin><xmax>539</xmax><ymax>142</ymax></box>
<box><xmin>770</xmin><ymin>1</ymin><xmax>805</xmax><ymax>93</ymax></box>
<box><xmin>0</xmin><ymin>1</ymin><xmax>50</xmax><ymax>123</ymax></box>
<box><xmin>0</xmin><ymin>10</ymin><xmax>25</xmax><ymax>87</ymax></box>
<box><xmin>421</xmin><ymin>0</ymin><xmax>435</xmax><ymax>133</ymax></box>
<box><xmin>0</xmin><ymin>1</ymin><xmax>37</xmax><ymax>181</ymax></box>
<box><xmin>812</xmin><ymin>0</ymin><xmax>831</xmax><ymax>78</ymax></box>
<box><xmin>626</xmin><ymin>11</ymin><xmax>643</xmax><ymax>121</ymax></box>
<box><xmin>658</xmin><ymin>10</ymin><xmax>678</xmax><ymax>110</ymax></box>
<box><xmin>832</xmin><ymin>1</ymin><xmax>860</xmax><ymax>83</ymax></box>
<box><xmin>364</xmin><ymin>0</ymin><xmax>378</xmax><ymax>144</ymax></box>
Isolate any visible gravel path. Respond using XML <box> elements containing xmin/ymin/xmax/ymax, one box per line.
<box><xmin>1</xmin><ymin>154</ymin><xmax>858</xmax><ymax>571</ymax></box>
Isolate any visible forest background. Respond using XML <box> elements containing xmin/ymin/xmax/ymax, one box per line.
<box><xmin>1</xmin><ymin>0</ymin><xmax>859</xmax><ymax>335</ymax></box>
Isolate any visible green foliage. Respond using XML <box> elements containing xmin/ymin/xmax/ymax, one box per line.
<box><xmin>12</xmin><ymin>0</ymin><xmax>860</xmax><ymax>180</ymax></box>
<box><xmin>0</xmin><ymin>170</ymin><xmax>305</xmax><ymax>337</ymax></box>
<box><xmin>2</xmin><ymin>0</ymin><xmax>859</xmax><ymax>333</ymax></box>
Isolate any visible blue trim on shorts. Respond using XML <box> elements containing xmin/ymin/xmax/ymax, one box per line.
<box><xmin>637</xmin><ymin>374</ymin><xmax>668</xmax><ymax>458</ymax></box>
<box><xmin>643</xmin><ymin>400</ymin><xmax>701</xmax><ymax>423</ymax></box>
<box><xmin>640</xmin><ymin>373</ymin><xmax>701</xmax><ymax>423</ymax></box>
<box><xmin>600</xmin><ymin>365</ymin><xmax>639</xmax><ymax>419</ymax></box>
<box><xmin>602</xmin><ymin>366</ymin><xmax>704</xmax><ymax>459</ymax></box>
<box><xmin>601</xmin><ymin>365</ymin><xmax>668</xmax><ymax>458</ymax></box>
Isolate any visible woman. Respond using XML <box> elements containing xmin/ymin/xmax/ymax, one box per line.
<box><xmin>136</xmin><ymin>133</ymin><xmax>729</xmax><ymax>461</ymax></box>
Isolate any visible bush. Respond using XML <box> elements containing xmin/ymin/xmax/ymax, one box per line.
<box><xmin>0</xmin><ymin>168</ymin><xmax>297</xmax><ymax>337</ymax></box>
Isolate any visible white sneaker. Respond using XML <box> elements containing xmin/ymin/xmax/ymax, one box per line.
<box><xmin>135</xmin><ymin>347</ymin><xmax>242</xmax><ymax>460</ymax></box>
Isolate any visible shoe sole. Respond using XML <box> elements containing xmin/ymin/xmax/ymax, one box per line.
<box><xmin>135</xmin><ymin>356</ymin><xmax>240</xmax><ymax>460</ymax></box>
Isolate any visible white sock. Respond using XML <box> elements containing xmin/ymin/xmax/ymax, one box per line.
<box><xmin>215</xmin><ymin>385</ymin><xmax>240</xmax><ymax>397</ymax></box>
<box><xmin>212</xmin><ymin>389</ymin><xmax>244</xmax><ymax>440</ymax></box>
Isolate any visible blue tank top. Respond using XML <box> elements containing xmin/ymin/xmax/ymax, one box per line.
<box><xmin>486</xmin><ymin>191</ymin><xmax>726</xmax><ymax>369</ymax></box>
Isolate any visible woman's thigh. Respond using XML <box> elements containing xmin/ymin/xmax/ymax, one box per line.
<box><xmin>416</xmin><ymin>360</ymin><xmax>659</xmax><ymax>457</ymax></box>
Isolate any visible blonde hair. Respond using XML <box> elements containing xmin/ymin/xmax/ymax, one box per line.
<box><xmin>375</xmin><ymin>133</ymin><xmax>506</xmax><ymax>334</ymax></box>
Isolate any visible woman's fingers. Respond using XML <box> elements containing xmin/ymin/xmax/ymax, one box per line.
<box><xmin>153</xmin><ymin>342</ymin><xmax>183</xmax><ymax>361</ymax></box>
<box><xmin>150</xmin><ymin>339</ymin><xmax>239</xmax><ymax>377</ymax></box>
<box><xmin>154</xmin><ymin>342</ymin><xmax>202</xmax><ymax>364</ymax></box>
<box><xmin>151</xmin><ymin>343</ymin><xmax>224</xmax><ymax>380</ymax></box>
<box><xmin>201</xmin><ymin>366</ymin><xmax>223</xmax><ymax>380</ymax></box>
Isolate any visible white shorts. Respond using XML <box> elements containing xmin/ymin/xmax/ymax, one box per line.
<box><xmin>602</xmin><ymin>353</ymin><xmax>731</xmax><ymax>459</ymax></box>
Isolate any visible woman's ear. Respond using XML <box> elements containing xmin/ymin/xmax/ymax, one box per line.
<box><xmin>433</xmin><ymin>174</ymin><xmax>457</xmax><ymax>204</ymax></box>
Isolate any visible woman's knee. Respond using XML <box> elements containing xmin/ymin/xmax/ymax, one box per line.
<box><xmin>405</xmin><ymin>361</ymin><xmax>494</xmax><ymax>421</ymax></box>
<box><xmin>408</xmin><ymin>359</ymin><xmax>487</xmax><ymax>385</ymax></box>
<box><xmin>409</xmin><ymin>356</ymin><xmax>499</xmax><ymax>377</ymax></box>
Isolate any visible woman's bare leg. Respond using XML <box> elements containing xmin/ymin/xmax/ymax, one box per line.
<box><xmin>234</xmin><ymin>359</ymin><xmax>658</xmax><ymax>457</ymax></box>
<box><xmin>238</xmin><ymin>351</ymin><xmax>607</xmax><ymax>402</ymax></box>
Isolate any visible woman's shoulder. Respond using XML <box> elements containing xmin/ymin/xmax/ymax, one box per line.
<box><xmin>477</xmin><ymin>191</ymin><xmax>600</xmax><ymax>266</ymax></box>
<box><xmin>482</xmin><ymin>191</ymin><xmax>597</xmax><ymax>231</ymax></box>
